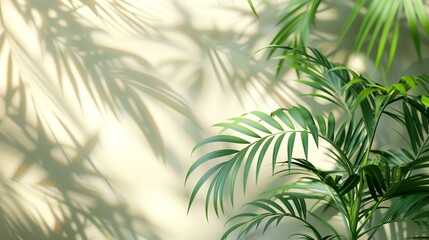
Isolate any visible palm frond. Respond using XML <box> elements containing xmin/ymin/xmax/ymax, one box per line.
<box><xmin>378</xmin><ymin>76</ymin><xmax>429</xmax><ymax>167</ymax></box>
<box><xmin>187</xmin><ymin>102</ymin><xmax>370</xmax><ymax>218</ymax></box>
<box><xmin>221</xmin><ymin>195</ymin><xmax>332</xmax><ymax>240</ymax></box>
<box><xmin>247</xmin><ymin>0</ymin><xmax>321</xmax><ymax>55</ymax></box>
<box><xmin>269</xmin><ymin>0</ymin><xmax>321</xmax><ymax>54</ymax></box>
<box><xmin>340</xmin><ymin>0</ymin><xmax>429</xmax><ymax>71</ymax></box>
<box><xmin>357</xmin><ymin>194</ymin><xmax>429</xmax><ymax>238</ymax></box>
<box><xmin>248</xmin><ymin>0</ymin><xmax>429</xmax><ymax>75</ymax></box>
<box><xmin>270</xmin><ymin>46</ymin><xmax>370</xmax><ymax>113</ymax></box>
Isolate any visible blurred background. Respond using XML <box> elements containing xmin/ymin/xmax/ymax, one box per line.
<box><xmin>0</xmin><ymin>0</ymin><xmax>426</xmax><ymax>239</ymax></box>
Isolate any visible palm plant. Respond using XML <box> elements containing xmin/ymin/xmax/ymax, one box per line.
<box><xmin>187</xmin><ymin>0</ymin><xmax>429</xmax><ymax>239</ymax></box>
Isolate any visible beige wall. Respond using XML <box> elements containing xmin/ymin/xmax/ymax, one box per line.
<box><xmin>1</xmin><ymin>0</ymin><xmax>426</xmax><ymax>239</ymax></box>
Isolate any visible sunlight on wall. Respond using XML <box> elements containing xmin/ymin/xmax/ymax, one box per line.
<box><xmin>348</xmin><ymin>54</ymin><xmax>367</xmax><ymax>74</ymax></box>
<box><xmin>3</xmin><ymin>0</ymin><xmax>422</xmax><ymax>239</ymax></box>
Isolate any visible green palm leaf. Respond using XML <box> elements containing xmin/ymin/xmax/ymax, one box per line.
<box><xmin>341</xmin><ymin>0</ymin><xmax>429</xmax><ymax>71</ymax></box>
<box><xmin>221</xmin><ymin>195</ymin><xmax>330</xmax><ymax>240</ymax></box>
<box><xmin>248</xmin><ymin>0</ymin><xmax>429</xmax><ymax>74</ymax></box>
<box><xmin>187</xmin><ymin>103</ymin><xmax>364</xmax><ymax>217</ymax></box>
<box><xmin>268</xmin><ymin>0</ymin><xmax>321</xmax><ymax>54</ymax></box>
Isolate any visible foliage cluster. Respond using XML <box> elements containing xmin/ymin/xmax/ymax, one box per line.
<box><xmin>187</xmin><ymin>1</ymin><xmax>429</xmax><ymax>239</ymax></box>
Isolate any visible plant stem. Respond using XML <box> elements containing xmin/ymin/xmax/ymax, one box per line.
<box><xmin>349</xmin><ymin>172</ymin><xmax>364</xmax><ymax>239</ymax></box>
<box><xmin>350</xmin><ymin>92</ymin><xmax>394</xmax><ymax>238</ymax></box>
<box><xmin>356</xmin><ymin>198</ymin><xmax>383</xmax><ymax>234</ymax></box>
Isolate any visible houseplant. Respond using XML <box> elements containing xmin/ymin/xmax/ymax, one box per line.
<box><xmin>186</xmin><ymin>1</ymin><xmax>429</xmax><ymax>239</ymax></box>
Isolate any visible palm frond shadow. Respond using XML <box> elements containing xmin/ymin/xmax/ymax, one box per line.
<box><xmin>2</xmin><ymin>0</ymin><xmax>196</xmax><ymax>159</ymax></box>
<box><xmin>155</xmin><ymin>1</ymin><xmax>372</xmax><ymax>111</ymax></box>
<box><xmin>0</xmin><ymin>0</ymin><xmax>198</xmax><ymax>238</ymax></box>
<box><xmin>0</xmin><ymin>100</ymin><xmax>160</xmax><ymax>239</ymax></box>
<box><xmin>154</xmin><ymin>1</ymin><xmax>311</xmax><ymax>108</ymax></box>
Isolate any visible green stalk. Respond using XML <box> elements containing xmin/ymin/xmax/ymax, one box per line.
<box><xmin>350</xmin><ymin>91</ymin><xmax>398</xmax><ymax>238</ymax></box>
<box><xmin>351</xmin><ymin>90</ymin><xmax>402</xmax><ymax>239</ymax></box>
<box><xmin>349</xmin><ymin>112</ymin><xmax>378</xmax><ymax>238</ymax></box>
<box><xmin>356</xmin><ymin>198</ymin><xmax>384</xmax><ymax>235</ymax></box>
<box><xmin>349</xmin><ymin>172</ymin><xmax>364</xmax><ymax>239</ymax></box>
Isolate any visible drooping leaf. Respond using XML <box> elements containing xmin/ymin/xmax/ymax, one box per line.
<box><xmin>365</xmin><ymin>174</ymin><xmax>380</xmax><ymax>202</ymax></box>
<box><xmin>289</xmin><ymin>107</ymin><xmax>308</xmax><ymax>129</ymax></box>
<box><xmin>192</xmin><ymin>135</ymin><xmax>249</xmax><ymax>152</ymax></box>
<box><xmin>247</xmin><ymin>0</ymin><xmax>259</xmax><ymax>16</ymax></box>
<box><xmin>188</xmin><ymin>163</ymin><xmax>226</xmax><ymax>213</ymax></box>
<box><xmin>403</xmin><ymin>102</ymin><xmax>419</xmax><ymax>154</ymax></box>
<box><xmin>230</xmin><ymin>117</ymin><xmax>272</xmax><ymax>134</ymax></box>
<box><xmin>308</xmin><ymin>124</ymin><xmax>319</xmax><ymax>147</ymax></box>
<box><xmin>186</xmin><ymin>149</ymin><xmax>239</xmax><ymax>181</ymax></box>
<box><xmin>243</xmin><ymin>140</ymin><xmax>264</xmax><ymax>192</ymax></box>
<box><xmin>272</xmin><ymin>133</ymin><xmax>286</xmax><ymax>173</ymax></box>
<box><xmin>230</xmin><ymin>150</ymin><xmax>249</xmax><ymax>206</ymax></box>
<box><xmin>301</xmin><ymin>131</ymin><xmax>309</xmax><ymax>160</ymax></box>
<box><xmin>315</xmin><ymin>115</ymin><xmax>326</xmax><ymax>136</ymax></box>
<box><xmin>363</xmin><ymin>165</ymin><xmax>387</xmax><ymax>194</ymax></box>
<box><xmin>256</xmin><ymin>136</ymin><xmax>275</xmax><ymax>181</ymax></box>
<box><xmin>221</xmin><ymin>195</ymin><xmax>317</xmax><ymax>240</ymax></box>
<box><xmin>327</xmin><ymin>112</ymin><xmax>336</xmax><ymax>140</ymax></box>
<box><xmin>334</xmin><ymin>122</ymin><xmax>347</xmax><ymax>149</ymax></box>
<box><xmin>288</xmin><ymin>133</ymin><xmax>296</xmax><ymax>170</ymax></box>
<box><xmin>288</xmin><ymin>106</ymin><xmax>315</xmax><ymax>129</ymax></box>
<box><xmin>421</xmin><ymin>95</ymin><xmax>429</xmax><ymax>107</ymax></box>
<box><xmin>338</xmin><ymin>174</ymin><xmax>360</xmax><ymax>196</ymax></box>
<box><xmin>214</xmin><ymin>122</ymin><xmax>261</xmax><ymax>138</ymax></box>
<box><xmin>400</xmin><ymin>76</ymin><xmax>417</xmax><ymax>92</ymax></box>
<box><xmin>272</xmin><ymin>109</ymin><xmax>295</xmax><ymax>129</ymax></box>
